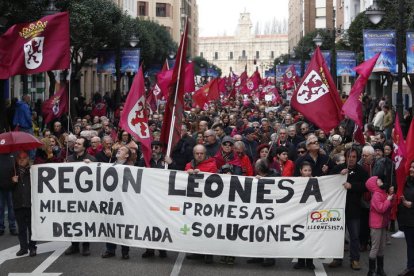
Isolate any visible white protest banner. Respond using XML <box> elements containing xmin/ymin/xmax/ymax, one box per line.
<box><xmin>31</xmin><ymin>163</ymin><xmax>347</xmax><ymax>258</ymax></box>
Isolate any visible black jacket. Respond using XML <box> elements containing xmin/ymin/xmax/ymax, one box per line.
<box><xmin>398</xmin><ymin>177</ymin><xmax>414</xmax><ymax>229</ymax></box>
<box><xmin>8</xmin><ymin>166</ymin><xmax>31</xmax><ymax>210</ymax></box>
<box><xmin>171</xmin><ymin>135</ymin><xmax>196</xmax><ymax>171</ymax></box>
<box><xmin>332</xmin><ymin>163</ymin><xmax>369</xmax><ymax>219</ymax></box>
<box><xmin>294</xmin><ymin>152</ymin><xmax>334</xmax><ymax>177</ymax></box>
<box><xmin>0</xmin><ymin>154</ymin><xmax>15</xmax><ymax>191</ymax></box>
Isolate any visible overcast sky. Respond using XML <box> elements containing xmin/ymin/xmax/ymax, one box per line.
<box><xmin>198</xmin><ymin>0</ymin><xmax>288</xmax><ymax>37</ymax></box>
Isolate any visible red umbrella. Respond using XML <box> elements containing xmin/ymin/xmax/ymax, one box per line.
<box><xmin>0</xmin><ymin>131</ymin><xmax>43</xmax><ymax>154</ymax></box>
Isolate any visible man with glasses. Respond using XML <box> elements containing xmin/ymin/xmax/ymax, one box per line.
<box><xmin>87</xmin><ymin>136</ymin><xmax>102</xmax><ymax>157</ymax></box>
<box><xmin>294</xmin><ymin>134</ymin><xmax>334</xmax><ymax>177</ymax></box>
<box><xmin>296</xmin><ymin>143</ymin><xmax>307</xmax><ymax>158</ymax></box>
<box><xmin>138</xmin><ymin>141</ymin><xmax>171</xmax><ymax>258</ymax></box>
<box><xmin>204</xmin><ymin>129</ymin><xmax>220</xmax><ymax>157</ymax></box>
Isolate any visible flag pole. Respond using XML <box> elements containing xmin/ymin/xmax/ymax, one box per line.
<box><xmin>66</xmin><ymin>69</ymin><xmax>71</xmax><ymax>161</ymax></box>
<box><xmin>164</xmin><ymin>17</ymin><xmax>187</xmax><ymax>168</ymax></box>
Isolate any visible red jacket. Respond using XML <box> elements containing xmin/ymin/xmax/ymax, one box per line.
<box><xmin>272</xmin><ymin>159</ymin><xmax>295</xmax><ymax>176</ymax></box>
<box><xmin>239</xmin><ymin>154</ymin><xmax>254</xmax><ymax>176</ymax></box>
<box><xmin>185</xmin><ymin>157</ymin><xmax>218</xmax><ymax>173</ymax></box>
<box><xmin>365</xmin><ymin>176</ymin><xmax>392</xmax><ymax>229</ymax></box>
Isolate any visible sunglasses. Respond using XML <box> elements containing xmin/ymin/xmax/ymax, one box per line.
<box><xmin>308</xmin><ymin>141</ymin><xmax>319</xmax><ymax>145</ymax></box>
<box><xmin>223</xmin><ymin>143</ymin><xmax>233</xmax><ymax>147</ymax></box>
<box><xmin>297</xmin><ymin>150</ymin><xmax>306</xmax><ymax>154</ymax></box>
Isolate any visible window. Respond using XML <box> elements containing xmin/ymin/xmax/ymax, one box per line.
<box><xmin>200</xmin><ymin>52</ymin><xmax>203</xmax><ymax>58</ymax></box>
<box><xmin>214</xmin><ymin>52</ymin><xmax>218</xmax><ymax>60</ymax></box>
<box><xmin>271</xmin><ymin>51</ymin><xmax>274</xmax><ymax>58</ymax></box>
<box><xmin>156</xmin><ymin>3</ymin><xmax>167</xmax><ymax>17</ymax></box>
<box><xmin>138</xmin><ymin>1</ymin><xmax>148</xmax><ymax>16</ymax></box>
<box><xmin>229</xmin><ymin>52</ymin><xmax>233</xmax><ymax>60</ymax></box>
<box><xmin>242</xmin><ymin>50</ymin><xmax>246</xmax><ymax>58</ymax></box>
<box><xmin>256</xmin><ymin>51</ymin><xmax>260</xmax><ymax>59</ymax></box>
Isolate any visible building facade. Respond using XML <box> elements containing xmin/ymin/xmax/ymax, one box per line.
<box><xmin>137</xmin><ymin>0</ymin><xmax>198</xmax><ymax>57</ymax></box>
<box><xmin>198</xmin><ymin>12</ymin><xmax>288</xmax><ymax>76</ymax></box>
<box><xmin>112</xmin><ymin>0</ymin><xmax>138</xmax><ymax>17</ymax></box>
<box><xmin>288</xmin><ymin>0</ymin><xmax>334</xmax><ymax>50</ymax></box>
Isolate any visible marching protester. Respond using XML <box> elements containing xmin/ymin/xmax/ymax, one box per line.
<box><xmin>185</xmin><ymin>144</ymin><xmax>218</xmax><ymax>264</ymax></box>
<box><xmin>101</xmin><ymin>146</ymin><xmax>131</xmax><ymax>260</ymax></box>
<box><xmin>9</xmin><ymin>151</ymin><xmax>36</xmax><ymax>257</ymax></box>
<box><xmin>293</xmin><ymin>161</ymin><xmax>315</xmax><ymax>270</ymax></box>
<box><xmin>246</xmin><ymin>158</ymin><xmax>279</xmax><ymax>267</ymax></box>
<box><xmin>0</xmin><ymin>153</ymin><xmax>17</xmax><ymax>236</ymax></box>
<box><xmin>365</xmin><ymin>175</ymin><xmax>394</xmax><ymax>276</ymax></box>
<box><xmin>137</xmin><ymin>140</ymin><xmax>171</xmax><ymax>259</ymax></box>
<box><xmin>329</xmin><ymin>147</ymin><xmax>369</xmax><ymax>270</ymax></box>
<box><xmin>64</xmin><ymin>137</ymin><xmax>97</xmax><ymax>256</ymax></box>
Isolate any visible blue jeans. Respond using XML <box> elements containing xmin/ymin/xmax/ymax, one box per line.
<box><xmin>403</xmin><ymin>227</ymin><xmax>414</xmax><ymax>270</ymax></box>
<box><xmin>0</xmin><ymin>190</ymin><xmax>16</xmax><ymax>231</ymax></box>
<box><xmin>346</xmin><ymin>218</ymin><xmax>361</xmax><ymax>261</ymax></box>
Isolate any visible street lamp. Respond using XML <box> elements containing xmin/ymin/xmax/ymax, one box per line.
<box><xmin>366</xmin><ymin>0</ymin><xmax>405</xmax><ymax>123</ymax></box>
<box><xmin>129</xmin><ymin>34</ymin><xmax>139</xmax><ymax>48</ymax></box>
<box><xmin>313</xmin><ymin>33</ymin><xmax>323</xmax><ymax>47</ymax></box>
<box><xmin>42</xmin><ymin>0</ymin><xmax>59</xmax><ymax>17</ymax></box>
<box><xmin>127</xmin><ymin>34</ymin><xmax>139</xmax><ymax>90</ymax></box>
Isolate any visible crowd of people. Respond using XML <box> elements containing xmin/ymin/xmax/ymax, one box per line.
<box><xmin>0</xmin><ymin>88</ymin><xmax>413</xmax><ymax>276</ymax></box>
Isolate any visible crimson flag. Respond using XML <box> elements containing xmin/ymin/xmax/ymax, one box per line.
<box><xmin>146</xmin><ymin>86</ymin><xmax>157</xmax><ymax>113</ymax></box>
<box><xmin>184</xmin><ymin>62</ymin><xmax>195</xmax><ymax>93</ymax></box>
<box><xmin>162</xmin><ymin>59</ymin><xmax>169</xmax><ymax>71</ymax></box>
<box><xmin>0</xmin><ymin>12</ymin><xmax>70</xmax><ymax>79</ymax></box>
<box><xmin>156</xmin><ymin>63</ymin><xmax>194</xmax><ymax>98</ymax></box>
<box><xmin>218</xmin><ymin>77</ymin><xmax>227</xmax><ymax>93</ymax></box>
<box><xmin>405</xmin><ymin>118</ymin><xmax>414</xmax><ymax>174</ymax></box>
<box><xmin>353</xmin><ymin>125</ymin><xmax>365</xmax><ymax>145</ymax></box>
<box><xmin>41</xmin><ymin>82</ymin><xmax>68</xmax><ymax>124</ymax></box>
<box><xmin>392</xmin><ymin>114</ymin><xmax>407</xmax><ymax>202</ymax></box>
<box><xmin>119</xmin><ymin>65</ymin><xmax>151</xmax><ymax>167</ymax></box>
<box><xmin>291</xmin><ymin>47</ymin><xmax>343</xmax><ymax>133</ymax></box>
<box><xmin>235</xmin><ymin>71</ymin><xmax>248</xmax><ymax>88</ymax></box>
<box><xmin>192</xmin><ymin>78</ymin><xmax>219</xmax><ymax>110</ymax></box>
<box><xmin>241</xmin><ymin>71</ymin><xmax>261</xmax><ymax>94</ymax></box>
<box><xmin>91</xmin><ymin>101</ymin><xmax>107</xmax><ymax>117</ymax></box>
<box><xmin>157</xmin><ymin>69</ymin><xmax>173</xmax><ymax>99</ymax></box>
<box><xmin>160</xmin><ymin>18</ymin><xmax>189</xmax><ymax>156</ymax></box>
<box><xmin>342</xmin><ymin>53</ymin><xmax>380</xmax><ymax>127</ymax></box>
<box><xmin>282</xmin><ymin>65</ymin><xmax>298</xmax><ymax>90</ymax></box>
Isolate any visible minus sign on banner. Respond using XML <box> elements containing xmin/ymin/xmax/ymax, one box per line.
<box><xmin>170</xmin><ymin>206</ymin><xmax>180</xmax><ymax>212</ymax></box>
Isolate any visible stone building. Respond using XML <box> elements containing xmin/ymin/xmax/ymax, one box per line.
<box><xmin>198</xmin><ymin>12</ymin><xmax>288</xmax><ymax>76</ymax></box>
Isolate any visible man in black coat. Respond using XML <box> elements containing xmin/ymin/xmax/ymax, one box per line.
<box><xmin>0</xmin><ymin>153</ymin><xmax>17</xmax><ymax>236</ymax></box>
<box><xmin>9</xmin><ymin>151</ymin><xmax>36</xmax><ymax>256</ymax></box>
<box><xmin>171</xmin><ymin>124</ymin><xmax>196</xmax><ymax>170</ymax></box>
<box><xmin>65</xmin><ymin>137</ymin><xmax>96</xmax><ymax>256</ymax></box>
<box><xmin>329</xmin><ymin>147</ymin><xmax>369</xmax><ymax>271</ymax></box>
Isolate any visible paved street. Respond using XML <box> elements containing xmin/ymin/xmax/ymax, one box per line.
<box><xmin>0</xmin><ymin>225</ymin><xmax>409</xmax><ymax>276</ymax></box>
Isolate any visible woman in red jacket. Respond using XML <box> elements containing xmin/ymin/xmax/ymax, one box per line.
<box><xmin>271</xmin><ymin>146</ymin><xmax>295</xmax><ymax>176</ymax></box>
<box><xmin>365</xmin><ymin>175</ymin><xmax>394</xmax><ymax>276</ymax></box>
